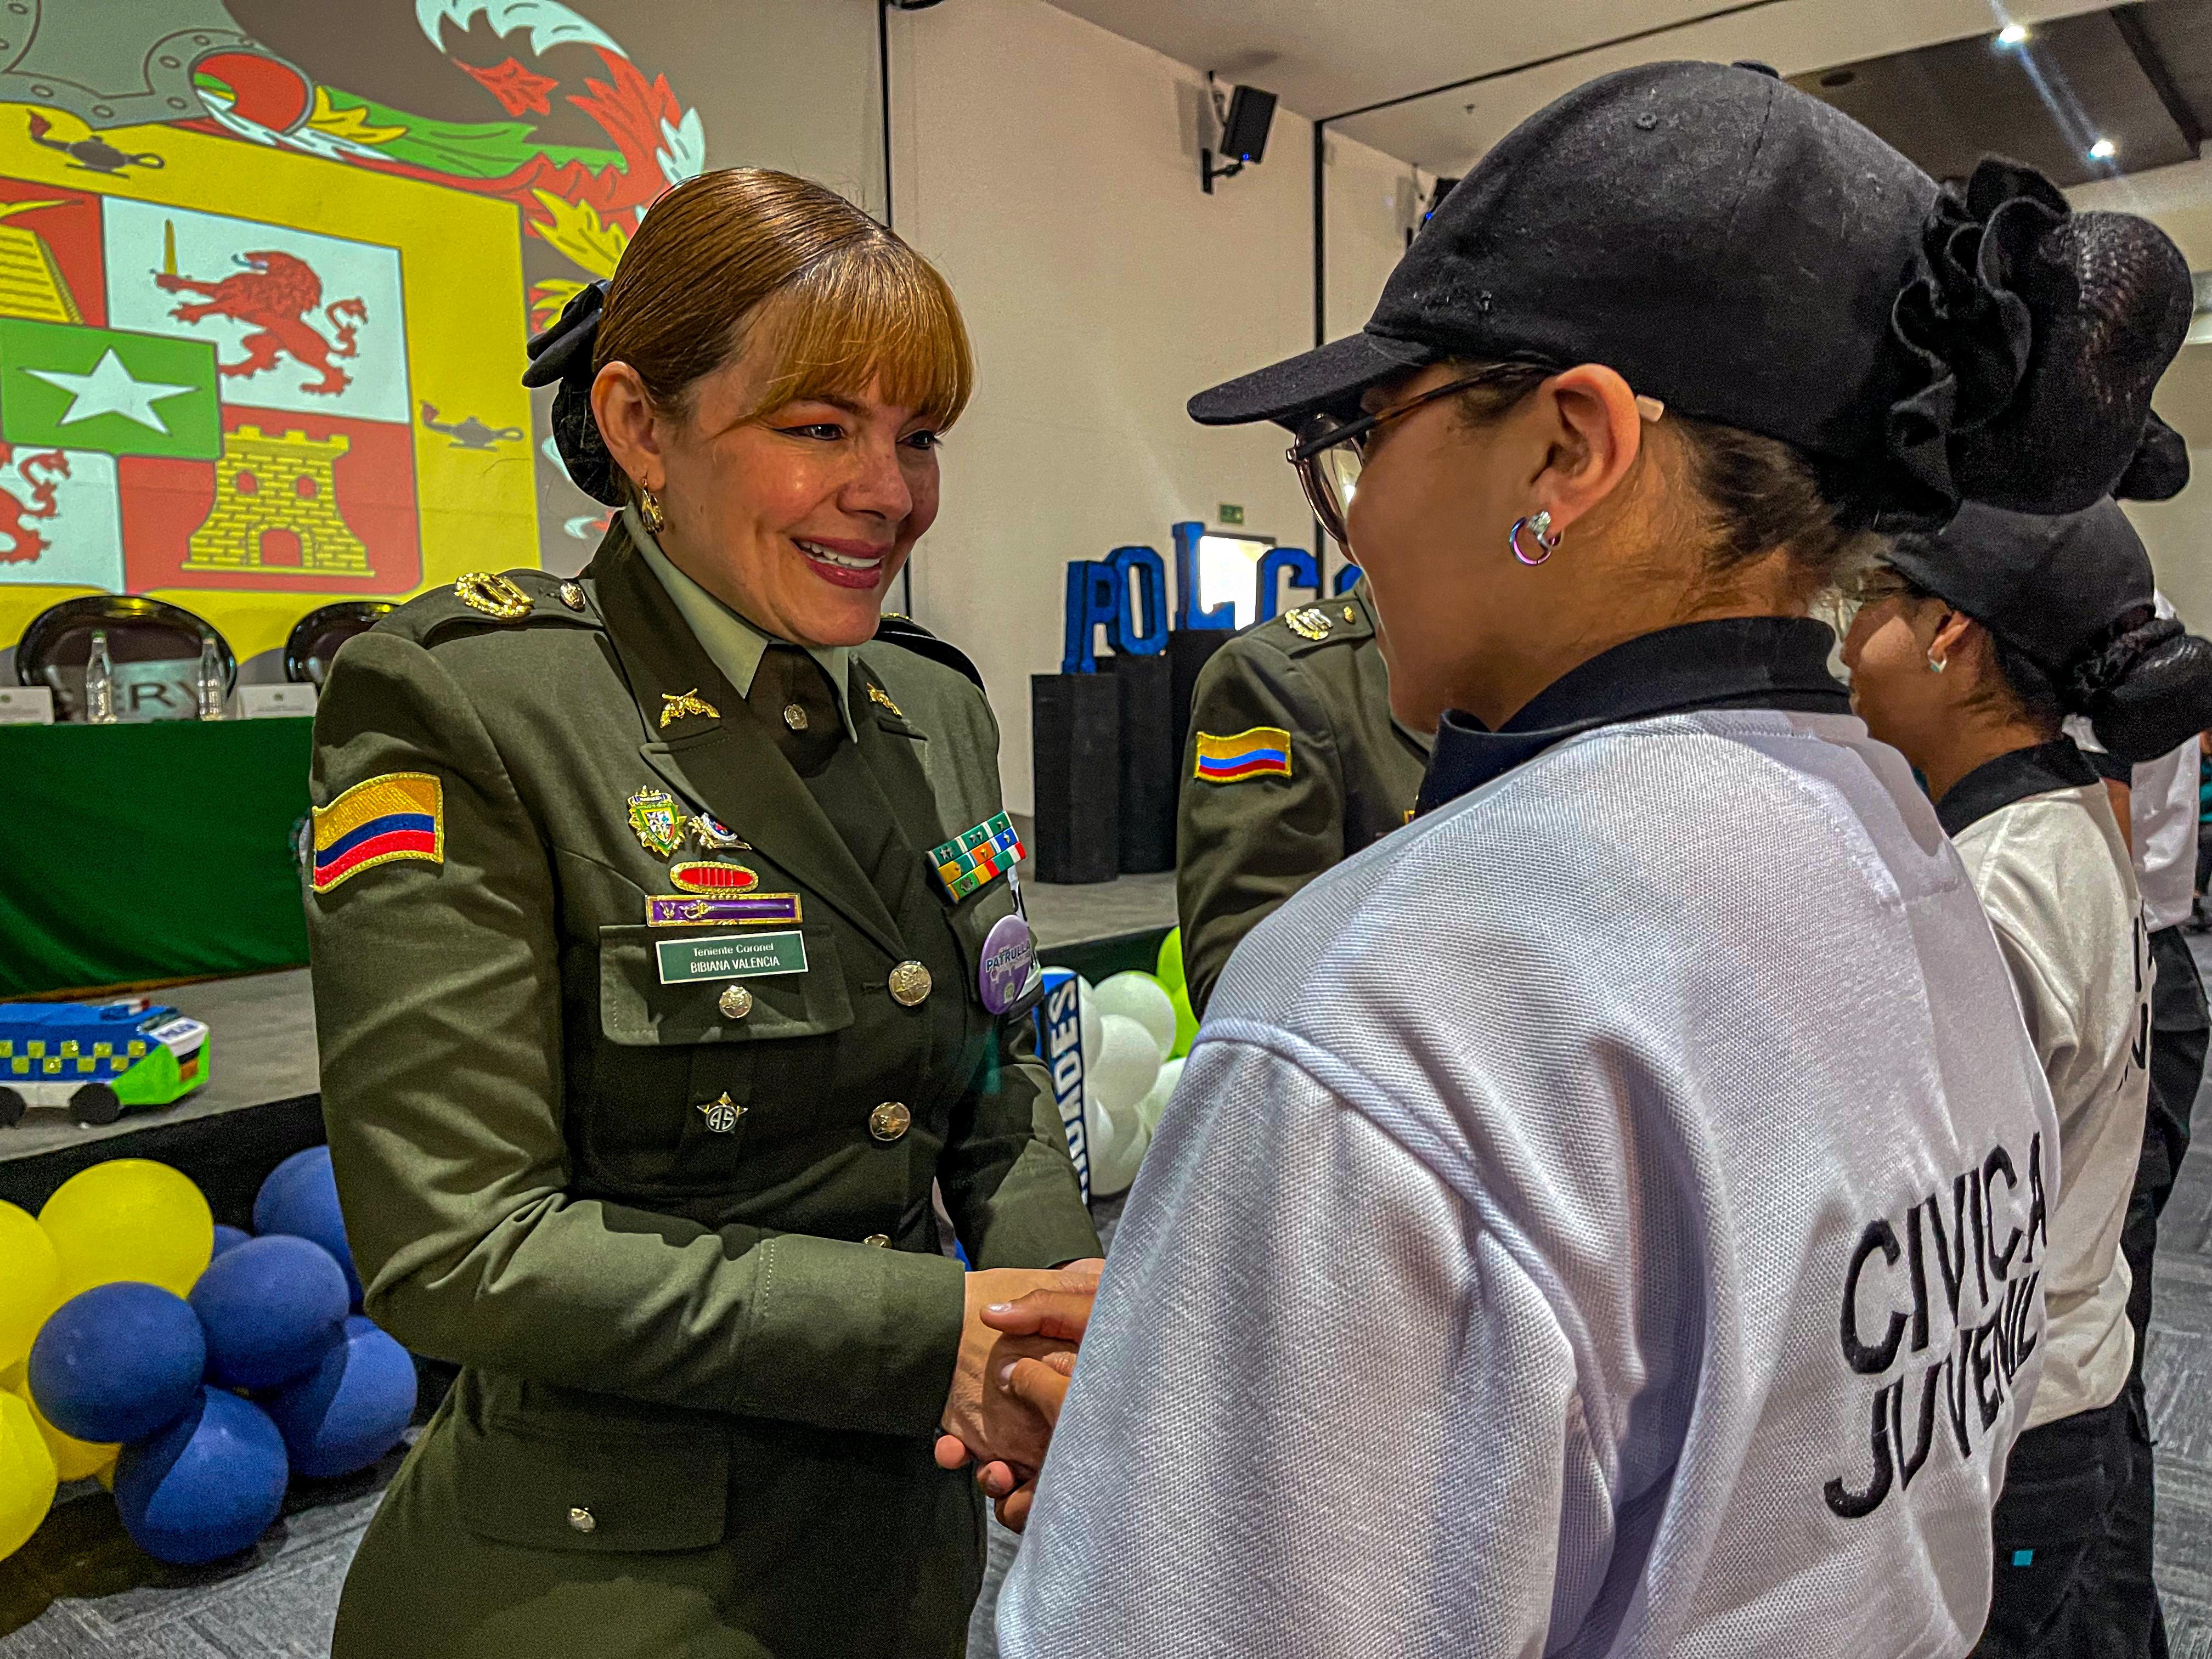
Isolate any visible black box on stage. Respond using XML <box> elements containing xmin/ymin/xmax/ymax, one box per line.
<box><xmin>1031</xmin><ymin>673</ymin><xmax>1120</xmax><ymax>885</ymax></box>
<box><xmin>1107</xmin><ymin>653</ymin><xmax>1175</xmax><ymax>873</ymax></box>
<box><xmin>1167</xmin><ymin>628</ymin><xmax>1232</xmax><ymax>763</ymax></box>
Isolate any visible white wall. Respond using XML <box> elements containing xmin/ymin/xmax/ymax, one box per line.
<box><xmin>887</xmin><ymin>0</ymin><xmax>1411</xmax><ymax>812</ymax></box>
<box><xmin>2069</xmin><ymin>158</ymin><xmax>2212</xmax><ymax>630</ymax></box>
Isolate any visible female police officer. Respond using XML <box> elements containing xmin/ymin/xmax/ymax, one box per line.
<box><xmin>995</xmin><ymin>63</ymin><xmax>2195</xmax><ymax>1655</ymax></box>
<box><xmin>307</xmin><ymin>168</ymin><xmax>1097</xmax><ymax>1658</ymax></box>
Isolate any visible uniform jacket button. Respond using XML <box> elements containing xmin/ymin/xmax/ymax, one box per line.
<box><xmin>868</xmin><ymin>1101</ymin><xmax>912</xmax><ymax>1142</ymax></box>
<box><xmin>864</xmin><ymin>1233</ymin><xmax>890</xmax><ymax>1248</ymax></box>
<box><xmin>888</xmin><ymin>961</ymin><xmax>933</xmax><ymax>1007</ymax></box>
<box><xmin>719</xmin><ymin>983</ymin><xmax>754</xmax><ymax>1020</ymax></box>
<box><xmin>568</xmin><ymin>1505</ymin><xmax>596</xmax><ymax>1533</ymax></box>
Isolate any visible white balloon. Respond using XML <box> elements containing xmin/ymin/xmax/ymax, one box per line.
<box><xmin>1076</xmin><ymin>977</ymin><xmax>1103</xmax><ymax>1065</ymax></box>
<box><xmin>1088</xmin><ymin>1092</ymin><xmax>1149</xmax><ymax>1197</ymax></box>
<box><xmin>1081</xmin><ymin>1087</ymin><xmax>1120</xmax><ymax>1176</ymax></box>
<box><xmin>1092</xmin><ymin>972</ymin><xmax>1177</xmax><ymax>1061</ymax></box>
<box><xmin>1136</xmin><ymin>1056</ymin><xmax>1184</xmax><ymax>1137</ymax></box>
<box><xmin>1090</xmin><ymin>1015</ymin><xmax>1161</xmax><ymax>1117</ymax></box>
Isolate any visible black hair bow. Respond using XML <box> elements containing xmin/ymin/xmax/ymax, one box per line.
<box><xmin>521</xmin><ymin>280</ymin><xmax>624</xmax><ymax>506</ymax></box>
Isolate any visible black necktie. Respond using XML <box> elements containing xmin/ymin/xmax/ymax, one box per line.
<box><xmin>748</xmin><ymin>644</ymin><xmax>843</xmax><ymax>775</ymax></box>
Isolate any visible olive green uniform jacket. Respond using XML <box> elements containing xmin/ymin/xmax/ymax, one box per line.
<box><xmin>1176</xmin><ymin>592</ymin><xmax>1429</xmax><ymax>1016</ymax></box>
<box><xmin>307</xmin><ymin>528</ymin><xmax>1096</xmax><ymax>1659</ymax></box>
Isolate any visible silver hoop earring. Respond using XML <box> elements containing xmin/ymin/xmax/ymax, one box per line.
<box><xmin>1509</xmin><ymin>511</ymin><xmax>1560</xmax><ymax>567</ymax></box>
<box><xmin>639</xmin><ymin>487</ymin><xmax>667</xmax><ymax>534</ymax></box>
<box><xmin>1926</xmin><ymin>652</ymin><xmax>1947</xmax><ymax>675</ymax></box>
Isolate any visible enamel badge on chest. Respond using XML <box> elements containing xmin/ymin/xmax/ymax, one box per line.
<box><xmin>977</xmin><ymin>915</ymin><xmax>1036</xmax><ymax>1015</ymax></box>
<box><xmin>627</xmin><ymin>787</ymin><xmax>685</xmax><ymax>859</ymax></box>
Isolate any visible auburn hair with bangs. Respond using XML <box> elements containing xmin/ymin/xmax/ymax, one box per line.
<box><xmin>593</xmin><ymin>167</ymin><xmax>973</xmax><ymax>494</ymax></box>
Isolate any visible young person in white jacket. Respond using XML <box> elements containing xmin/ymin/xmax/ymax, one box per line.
<box><xmin>1843</xmin><ymin>500</ymin><xmax>2212</xmax><ymax>1655</ymax></box>
<box><xmin>946</xmin><ymin>60</ymin><xmax>2198</xmax><ymax>1659</ymax></box>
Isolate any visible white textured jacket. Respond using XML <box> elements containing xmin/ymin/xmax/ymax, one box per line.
<box><xmin>1002</xmin><ymin>621</ymin><xmax>2059</xmax><ymax>1659</ymax></box>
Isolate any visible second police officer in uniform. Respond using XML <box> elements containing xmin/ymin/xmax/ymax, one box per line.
<box><xmin>1177</xmin><ymin>585</ymin><xmax>1427</xmax><ymax>1018</ymax></box>
<box><xmin>307</xmin><ymin>170</ymin><xmax>1097</xmax><ymax>1659</ymax></box>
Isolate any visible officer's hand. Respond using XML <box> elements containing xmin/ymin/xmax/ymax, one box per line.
<box><xmin>933</xmin><ymin>1260</ymin><xmax>1101</xmax><ymax>1478</ymax></box>
<box><xmin>938</xmin><ymin>1268</ymin><xmax>1079</xmax><ymax>1476</ymax></box>
<box><xmin>955</xmin><ymin>1274</ymin><xmax>1103</xmax><ymax>1527</ymax></box>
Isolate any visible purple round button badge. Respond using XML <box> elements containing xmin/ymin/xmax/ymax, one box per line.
<box><xmin>978</xmin><ymin>915</ymin><xmax>1036</xmax><ymax>1014</ymax></box>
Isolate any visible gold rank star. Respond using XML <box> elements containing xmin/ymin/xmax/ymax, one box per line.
<box><xmin>659</xmin><ymin>688</ymin><xmax>720</xmax><ymax>729</ymax></box>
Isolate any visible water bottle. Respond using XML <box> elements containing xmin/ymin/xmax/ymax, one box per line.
<box><xmin>196</xmin><ymin>634</ymin><xmax>225</xmax><ymax>720</ymax></box>
<box><xmin>83</xmin><ymin>629</ymin><xmax>116</xmax><ymax>724</ymax></box>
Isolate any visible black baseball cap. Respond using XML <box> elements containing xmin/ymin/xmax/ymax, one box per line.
<box><xmin>1887</xmin><ymin>498</ymin><xmax>2212</xmax><ymax>764</ymax></box>
<box><xmin>1190</xmin><ymin>60</ymin><xmax>2192</xmax><ymax>530</ymax></box>
<box><xmin>1889</xmin><ymin>499</ymin><xmax>2151</xmax><ymax>678</ymax></box>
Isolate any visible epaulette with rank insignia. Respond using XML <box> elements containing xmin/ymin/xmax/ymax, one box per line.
<box><xmin>1270</xmin><ymin>595</ymin><xmax>1375</xmax><ymax>656</ymax></box>
<box><xmin>380</xmin><ymin>568</ymin><xmax>602</xmax><ymax>647</ymax></box>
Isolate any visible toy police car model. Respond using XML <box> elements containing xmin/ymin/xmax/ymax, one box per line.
<box><xmin>0</xmin><ymin>1001</ymin><xmax>210</xmax><ymax>1128</ymax></box>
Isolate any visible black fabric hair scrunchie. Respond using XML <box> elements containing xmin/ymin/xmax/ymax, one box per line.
<box><xmin>1879</xmin><ymin>159</ymin><xmax>2193</xmax><ymax>529</ymax></box>
<box><xmin>522</xmin><ymin>280</ymin><xmax>624</xmax><ymax>506</ymax></box>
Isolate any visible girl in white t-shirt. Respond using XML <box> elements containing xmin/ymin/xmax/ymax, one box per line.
<box><xmin>1843</xmin><ymin>499</ymin><xmax>2212</xmax><ymax>1656</ymax></box>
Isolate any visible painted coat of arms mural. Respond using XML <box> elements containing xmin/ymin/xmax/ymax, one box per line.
<box><xmin>0</xmin><ymin>0</ymin><xmax>702</xmax><ymax>658</ymax></box>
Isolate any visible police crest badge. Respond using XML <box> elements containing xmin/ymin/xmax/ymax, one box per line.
<box><xmin>627</xmin><ymin>787</ymin><xmax>684</xmax><ymax>859</ymax></box>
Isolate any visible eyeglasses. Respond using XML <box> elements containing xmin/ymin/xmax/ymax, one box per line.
<box><xmin>1288</xmin><ymin>368</ymin><xmax>1664</xmax><ymax>550</ymax></box>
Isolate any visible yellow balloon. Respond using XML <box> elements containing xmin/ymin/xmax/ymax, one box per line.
<box><xmin>0</xmin><ymin>1389</ymin><xmax>57</xmax><ymax>1562</ymax></box>
<box><xmin>11</xmin><ymin>1383</ymin><xmax>116</xmax><ymax>1483</ymax></box>
<box><xmin>1155</xmin><ymin>927</ymin><xmax>1186</xmax><ymax>994</ymax></box>
<box><xmin>39</xmin><ymin>1160</ymin><xmax>213</xmax><ymax>1302</ymax></box>
<box><xmin>1170</xmin><ymin>984</ymin><xmax>1198</xmax><ymax>1060</ymax></box>
<box><xmin>0</xmin><ymin>1201</ymin><xmax>59</xmax><ymax>1373</ymax></box>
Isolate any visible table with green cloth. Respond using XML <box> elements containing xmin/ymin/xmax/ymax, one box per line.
<box><xmin>1</xmin><ymin>718</ymin><xmax>314</xmax><ymax>996</ymax></box>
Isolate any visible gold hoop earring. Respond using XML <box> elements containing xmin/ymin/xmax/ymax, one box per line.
<box><xmin>639</xmin><ymin>488</ymin><xmax>667</xmax><ymax>534</ymax></box>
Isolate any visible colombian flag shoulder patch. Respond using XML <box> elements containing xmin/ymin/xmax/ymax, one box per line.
<box><xmin>1194</xmin><ymin>727</ymin><xmax>1293</xmax><ymax>785</ymax></box>
<box><xmin>312</xmin><ymin>772</ymin><xmax>444</xmax><ymax>893</ymax></box>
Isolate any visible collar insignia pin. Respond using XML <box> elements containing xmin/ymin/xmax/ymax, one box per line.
<box><xmin>558</xmin><ymin>582</ymin><xmax>588</xmax><ymax>612</ymax></box>
<box><xmin>659</xmin><ymin>688</ymin><xmax>720</xmax><ymax>729</ymax></box>
<box><xmin>866</xmin><ymin>684</ymin><xmax>904</xmax><ymax>719</ymax></box>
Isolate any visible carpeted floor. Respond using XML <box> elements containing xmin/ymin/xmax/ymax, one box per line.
<box><xmin>9</xmin><ymin>943</ymin><xmax>2212</xmax><ymax>1657</ymax></box>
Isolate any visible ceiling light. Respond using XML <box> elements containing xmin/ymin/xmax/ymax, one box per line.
<box><xmin>2089</xmin><ymin>137</ymin><xmax>2118</xmax><ymax>160</ymax></box>
<box><xmin>1996</xmin><ymin>23</ymin><xmax>2029</xmax><ymax>46</ymax></box>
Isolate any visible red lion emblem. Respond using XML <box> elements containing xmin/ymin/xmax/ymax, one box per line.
<box><xmin>154</xmin><ymin>251</ymin><xmax>369</xmax><ymax>397</ymax></box>
<box><xmin>0</xmin><ymin>444</ymin><xmax>69</xmax><ymax>565</ymax></box>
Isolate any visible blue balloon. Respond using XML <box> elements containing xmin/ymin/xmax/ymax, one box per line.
<box><xmin>190</xmin><ymin>1235</ymin><xmax>349</xmax><ymax>1391</ymax></box>
<box><xmin>253</xmin><ymin>1146</ymin><xmax>361</xmax><ymax>1309</ymax></box>
<box><xmin>210</xmin><ymin>1224</ymin><xmax>252</xmax><ymax>1261</ymax></box>
<box><xmin>28</xmin><ymin>1282</ymin><xmax>205</xmax><ymax>1444</ymax></box>
<box><xmin>114</xmin><ymin>1387</ymin><xmax>289</xmax><ymax>1565</ymax></box>
<box><xmin>263</xmin><ymin>1314</ymin><xmax>416</xmax><ymax>1479</ymax></box>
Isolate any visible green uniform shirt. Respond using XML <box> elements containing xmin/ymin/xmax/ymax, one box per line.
<box><xmin>1177</xmin><ymin>592</ymin><xmax>1429</xmax><ymax>1017</ymax></box>
<box><xmin>307</xmin><ymin>524</ymin><xmax>1095</xmax><ymax>1659</ymax></box>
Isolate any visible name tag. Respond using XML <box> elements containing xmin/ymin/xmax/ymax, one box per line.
<box><xmin>654</xmin><ymin>930</ymin><xmax>807</xmax><ymax>986</ymax></box>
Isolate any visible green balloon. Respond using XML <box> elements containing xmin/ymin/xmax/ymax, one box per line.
<box><xmin>1169</xmin><ymin>985</ymin><xmax>1197</xmax><ymax>1059</ymax></box>
<box><xmin>1156</xmin><ymin>927</ymin><xmax>1185</xmax><ymax>994</ymax></box>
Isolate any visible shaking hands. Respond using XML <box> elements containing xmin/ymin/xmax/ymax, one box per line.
<box><xmin>935</xmin><ymin>1257</ymin><xmax>1102</xmax><ymax>1531</ymax></box>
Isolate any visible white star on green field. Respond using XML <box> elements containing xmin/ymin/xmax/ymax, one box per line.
<box><xmin>27</xmin><ymin>349</ymin><xmax>198</xmax><ymax>434</ymax></box>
